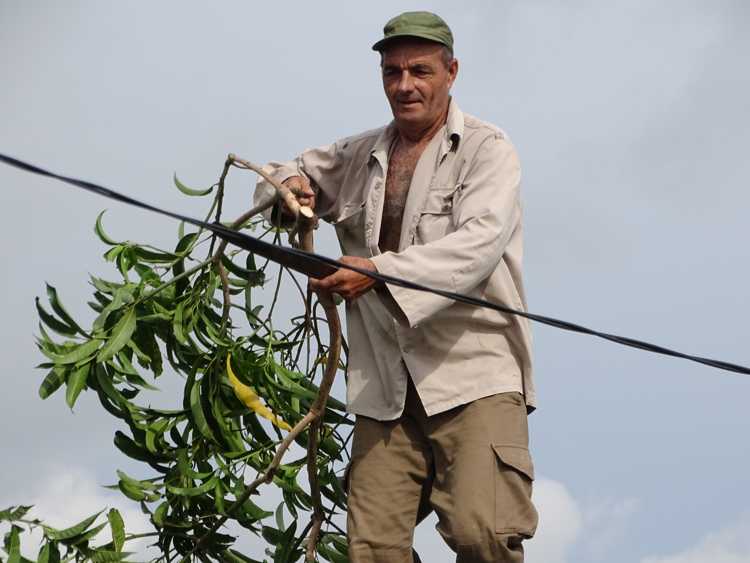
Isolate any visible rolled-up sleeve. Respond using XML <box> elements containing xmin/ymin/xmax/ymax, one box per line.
<box><xmin>253</xmin><ymin>141</ymin><xmax>347</xmax><ymax>226</ymax></box>
<box><xmin>370</xmin><ymin>134</ymin><xmax>521</xmax><ymax>327</ymax></box>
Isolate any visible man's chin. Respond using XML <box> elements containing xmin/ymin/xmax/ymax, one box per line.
<box><xmin>393</xmin><ymin>109</ymin><xmax>425</xmax><ymax>126</ymax></box>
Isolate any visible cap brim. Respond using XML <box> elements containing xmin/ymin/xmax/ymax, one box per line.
<box><xmin>371</xmin><ymin>32</ymin><xmax>445</xmax><ymax>51</ymax></box>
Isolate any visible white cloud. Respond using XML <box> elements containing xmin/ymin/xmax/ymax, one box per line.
<box><xmin>580</xmin><ymin>496</ymin><xmax>640</xmax><ymax>559</ymax></box>
<box><xmin>641</xmin><ymin>514</ymin><xmax>750</xmax><ymax>563</ymax></box>
<box><xmin>415</xmin><ymin>477</ymin><xmax>638</xmax><ymax>563</ymax></box>
<box><xmin>526</xmin><ymin>478</ymin><xmax>583</xmax><ymax>563</ymax></box>
<box><xmin>413</xmin><ymin>477</ymin><xmax>584</xmax><ymax>562</ymax></box>
<box><xmin>1</xmin><ymin>464</ymin><xmax>154</xmax><ymax>559</ymax></box>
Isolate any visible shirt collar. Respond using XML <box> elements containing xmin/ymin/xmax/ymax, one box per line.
<box><xmin>370</xmin><ymin>121</ymin><xmax>397</xmax><ymax>170</ymax></box>
<box><xmin>442</xmin><ymin>97</ymin><xmax>464</xmax><ymax>156</ymax></box>
<box><xmin>370</xmin><ymin>97</ymin><xmax>464</xmax><ymax>167</ymax></box>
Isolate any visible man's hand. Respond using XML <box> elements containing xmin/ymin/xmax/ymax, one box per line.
<box><xmin>309</xmin><ymin>256</ymin><xmax>380</xmax><ymax>301</ymax></box>
<box><xmin>281</xmin><ymin>176</ymin><xmax>316</xmax><ymax>215</ymax></box>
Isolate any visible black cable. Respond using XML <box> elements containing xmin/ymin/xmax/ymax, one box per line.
<box><xmin>2</xmin><ymin>152</ymin><xmax>749</xmax><ymax>376</ymax></box>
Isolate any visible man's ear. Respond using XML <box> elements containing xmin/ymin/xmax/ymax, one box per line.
<box><xmin>448</xmin><ymin>58</ymin><xmax>459</xmax><ymax>87</ymax></box>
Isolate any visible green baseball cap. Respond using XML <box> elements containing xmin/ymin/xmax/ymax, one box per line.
<box><xmin>372</xmin><ymin>11</ymin><xmax>454</xmax><ymax>52</ymax></box>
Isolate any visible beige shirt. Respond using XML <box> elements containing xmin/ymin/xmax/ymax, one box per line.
<box><xmin>254</xmin><ymin>100</ymin><xmax>536</xmax><ymax>420</ymax></box>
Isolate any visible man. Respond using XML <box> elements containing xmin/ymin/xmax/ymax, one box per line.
<box><xmin>255</xmin><ymin>11</ymin><xmax>538</xmax><ymax>563</ymax></box>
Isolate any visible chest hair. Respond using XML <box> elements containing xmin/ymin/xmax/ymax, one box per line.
<box><xmin>379</xmin><ymin>141</ymin><xmax>426</xmax><ymax>253</ymax></box>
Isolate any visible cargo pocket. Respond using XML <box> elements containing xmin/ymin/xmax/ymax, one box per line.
<box><xmin>492</xmin><ymin>444</ymin><xmax>538</xmax><ymax>537</ymax></box>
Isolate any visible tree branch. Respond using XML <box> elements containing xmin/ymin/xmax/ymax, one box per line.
<box><xmin>184</xmin><ymin>153</ymin><xmax>344</xmax><ymax>562</ymax></box>
<box><xmin>305</xmin><ymin>291</ymin><xmax>342</xmax><ymax>562</ymax></box>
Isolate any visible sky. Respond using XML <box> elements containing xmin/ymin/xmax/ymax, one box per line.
<box><xmin>1</xmin><ymin>1</ymin><xmax>749</xmax><ymax>562</ymax></box>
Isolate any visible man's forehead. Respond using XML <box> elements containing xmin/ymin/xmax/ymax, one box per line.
<box><xmin>380</xmin><ymin>40</ymin><xmax>444</xmax><ymax>65</ymax></box>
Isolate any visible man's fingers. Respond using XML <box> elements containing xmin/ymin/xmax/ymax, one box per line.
<box><xmin>281</xmin><ymin>176</ymin><xmax>316</xmax><ymax>212</ymax></box>
<box><xmin>309</xmin><ymin>257</ymin><xmax>377</xmax><ymax>302</ymax></box>
<box><xmin>311</xmin><ymin>271</ymin><xmax>341</xmax><ymax>291</ymax></box>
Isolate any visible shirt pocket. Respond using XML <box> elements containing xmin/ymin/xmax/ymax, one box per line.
<box><xmin>333</xmin><ymin>202</ymin><xmax>367</xmax><ymax>255</ymax></box>
<box><xmin>415</xmin><ymin>186</ymin><xmax>456</xmax><ymax>244</ymax></box>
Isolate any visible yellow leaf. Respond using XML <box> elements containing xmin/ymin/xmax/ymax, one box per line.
<box><xmin>226</xmin><ymin>354</ymin><xmax>291</xmax><ymax>431</ymax></box>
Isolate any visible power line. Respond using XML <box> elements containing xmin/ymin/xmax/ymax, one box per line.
<box><xmin>2</xmin><ymin>152</ymin><xmax>748</xmax><ymax>376</ymax></box>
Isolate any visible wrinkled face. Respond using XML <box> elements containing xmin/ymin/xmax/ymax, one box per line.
<box><xmin>380</xmin><ymin>39</ymin><xmax>458</xmax><ymax>131</ymax></box>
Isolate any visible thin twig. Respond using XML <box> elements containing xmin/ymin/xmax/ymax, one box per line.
<box><xmin>305</xmin><ymin>292</ymin><xmax>342</xmax><ymax>562</ymax></box>
<box><xmin>184</xmin><ymin>153</ymin><xmax>343</xmax><ymax>562</ymax></box>
<box><xmin>211</xmin><ymin>194</ymin><xmax>275</xmax><ymax>330</ymax></box>
<box><xmin>180</xmin><ymin>410</ymin><xmax>317</xmax><ymax>562</ymax></box>
<box><xmin>216</xmin><ymin>261</ymin><xmax>232</xmax><ymax>333</ymax></box>
<box><xmin>228</xmin><ymin>154</ymin><xmax>314</xmax><ymax>225</ymax></box>
<box><xmin>135</xmin><ymin>260</ymin><xmax>211</xmax><ymax>305</ymax></box>
<box><xmin>208</xmin><ymin>157</ymin><xmax>233</xmax><ymax>256</ymax></box>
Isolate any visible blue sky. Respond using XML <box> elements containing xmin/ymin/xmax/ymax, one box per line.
<box><xmin>1</xmin><ymin>2</ymin><xmax>749</xmax><ymax>561</ymax></box>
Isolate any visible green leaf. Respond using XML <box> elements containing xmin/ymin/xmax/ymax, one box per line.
<box><xmin>272</xmin><ymin>520</ymin><xmax>298</xmax><ymax>563</ymax></box>
<box><xmin>67</xmin><ymin>521</ymin><xmax>107</xmax><ymax>545</ymax></box>
<box><xmin>133</xmin><ymin>263</ymin><xmax>161</xmax><ymax>285</ymax></box>
<box><xmin>220</xmin><ymin>549</ymin><xmax>263</xmax><ymax>563</ymax></box>
<box><xmin>214</xmin><ymin>480</ymin><xmax>226</xmax><ymax>514</ymax></box>
<box><xmin>90</xmin><ymin>549</ymin><xmax>132</xmax><ymax>562</ymax></box>
<box><xmin>116</xmin><ymin>470</ymin><xmax>158</xmax><ymax>492</ymax></box>
<box><xmin>94</xmin><ymin>364</ymin><xmax>128</xmax><ymax>410</ymax></box>
<box><xmin>117</xmin><ymin>480</ymin><xmax>146</xmax><ymax>502</ymax></box>
<box><xmin>65</xmin><ymin>363</ymin><xmax>90</xmax><ymax>409</ymax></box>
<box><xmin>260</xmin><ymin>525</ymin><xmax>283</xmax><ymax>545</ymax></box>
<box><xmin>104</xmin><ymin>245</ymin><xmax>124</xmax><ymax>263</ymax></box>
<box><xmin>173</xmin><ymin>173</ymin><xmax>213</xmax><ymax>197</ymax></box>
<box><xmin>51</xmin><ymin>339</ymin><xmax>101</xmax><ymax>365</ymax></box>
<box><xmin>39</xmin><ymin>368</ymin><xmax>66</xmax><ymax>400</ymax></box>
<box><xmin>5</xmin><ymin>524</ymin><xmax>21</xmax><ymax>562</ymax></box>
<box><xmin>98</xmin><ymin>307</ymin><xmax>137</xmax><ymax>362</ymax></box>
<box><xmin>37</xmin><ymin>541</ymin><xmax>61</xmax><ymax>563</ymax></box>
<box><xmin>130</xmin><ymin>328</ymin><xmax>162</xmax><ymax>377</ymax></box>
<box><xmin>107</xmin><ymin>509</ymin><xmax>125</xmax><ymax>552</ymax></box>
<box><xmin>238</xmin><ymin>498</ymin><xmax>273</xmax><ymax>521</ymax></box>
<box><xmin>152</xmin><ymin>502</ymin><xmax>168</xmax><ymax>528</ymax></box>
<box><xmin>318</xmin><ymin>539</ymin><xmax>349</xmax><ymax>563</ymax></box>
<box><xmin>45</xmin><ymin>284</ymin><xmax>86</xmax><ymax>336</ymax></box>
<box><xmin>189</xmin><ymin>378</ymin><xmax>216</xmax><ymax>442</ymax></box>
<box><xmin>114</xmin><ymin>431</ymin><xmax>172</xmax><ymax>464</ymax></box>
<box><xmin>0</xmin><ymin>505</ymin><xmax>33</xmax><ymax>522</ymax></box>
<box><xmin>35</xmin><ymin>298</ymin><xmax>77</xmax><ymax>337</ymax></box>
<box><xmin>172</xmin><ymin>301</ymin><xmax>188</xmax><ymax>345</ymax></box>
<box><xmin>274</xmin><ymin>502</ymin><xmax>285</xmax><ymax>532</ymax></box>
<box><xmin>166</xmin><ymin>475</ymin><xmax>217</xmax><ymax>497</ymax></box>
<box><xmin>133</xmin><ymin>247</ymin><xmax>178</xmax><ymax>264</ymax></box>
<box><xmin>94</xmin><ymin>210</ymin><xmax>121</xmax><ymax>246</ymax></box>
<box><xmin>174</xmin><ymin>232</ymin><xmax>199</xmax><ymax>256</ymax></box>
<box><xmin>126</xmin><ymin>338</ymin><xmax>150</xmax><ymax>365</ymax></box>
<box><xmin>110</xmin><ymin>354</ymin><xmax>158</xmax><ymax>391</ymax></box>
<box><xmin>92</xmin><ymin>287</ymin><xmax>133</xmax><ymax>333</ymax></box>
<box><xmin>89</xmin><ymin>276</ymin><xmax>121</xmax><ymax>295</ymax></box>
<box><xmin>220</xmin><ymin>254</ymin><xmax>261</xmax><ymax>281</ymax></box>
<box><xmin>44</xmin><ymin>510</ymin><xmax>103</xmax><ymax>540</ymax></box>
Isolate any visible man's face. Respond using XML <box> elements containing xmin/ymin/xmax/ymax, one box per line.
<box><xmin>380</xmin><ymin>39</ymin><xmax>458</xmax><ymax>131</ymax></box>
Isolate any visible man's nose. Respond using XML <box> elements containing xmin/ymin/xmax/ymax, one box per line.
<box><xmin>397</xmin><ymin>70</ymin><xmax>415</xmax><ymax>92</ymax></box>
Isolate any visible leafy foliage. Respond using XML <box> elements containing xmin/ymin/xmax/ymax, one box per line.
<box><xmin>4</xmin><ymin>173</ymin><xmax>352</xmax><ymax>562</ymax></box>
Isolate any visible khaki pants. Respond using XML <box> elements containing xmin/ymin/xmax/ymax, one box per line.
<box><xmin>346</xmin><ymin>379</ymin><xmax>538</xmax><ymax>563</ymax></box>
